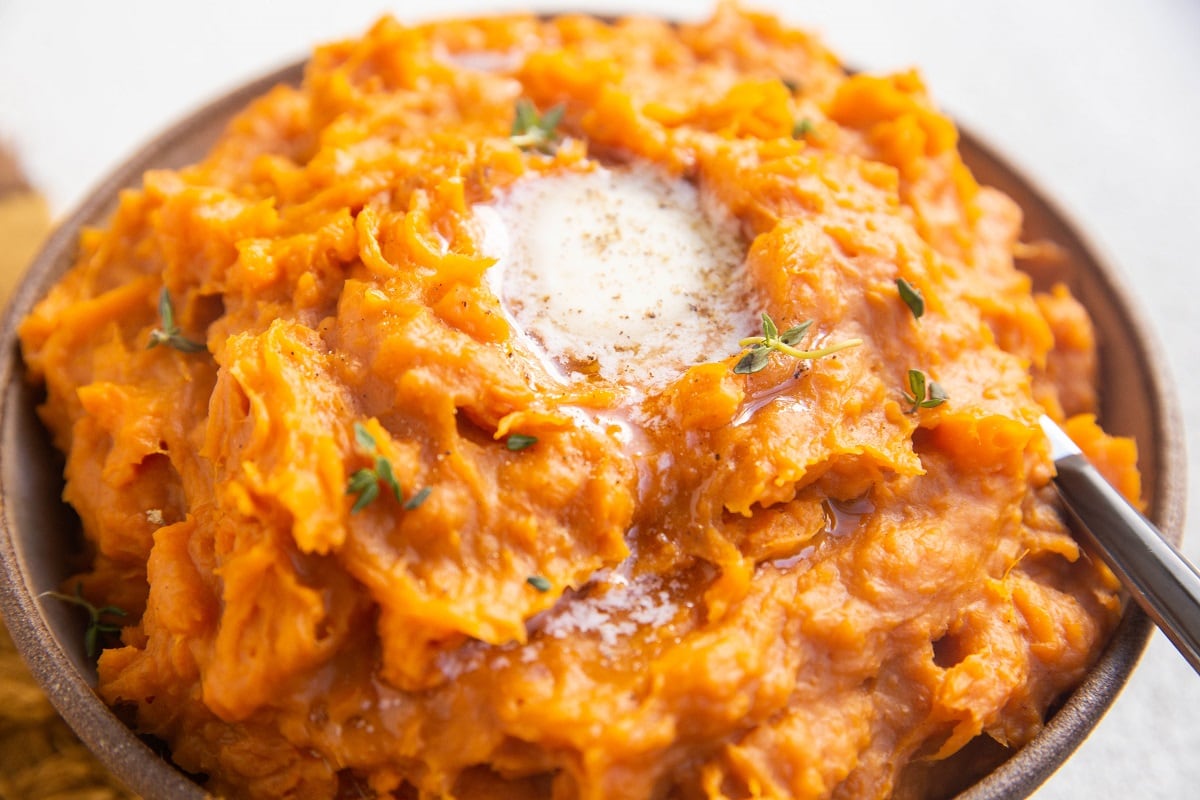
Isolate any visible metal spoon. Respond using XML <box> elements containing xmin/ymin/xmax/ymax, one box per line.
<box><xmin>1040</xmin><ymin>414</ymin><xmax>1200</xmax><ymax>673</ymax></box>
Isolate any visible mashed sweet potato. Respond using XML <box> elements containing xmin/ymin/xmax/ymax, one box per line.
<box><xmin>19</xmin><ymin>5</ymin><xmax>1138</xmax><ymax>799</ymax></box>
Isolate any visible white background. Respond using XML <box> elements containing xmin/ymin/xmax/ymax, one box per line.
<box><xmin>2</xmin><ymin>1</ymin><xmax>1198</xmax><ymax>797</ymax></box>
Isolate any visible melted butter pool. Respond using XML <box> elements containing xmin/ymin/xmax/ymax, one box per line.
<box><xmin>479</xmin><ymin>166</ymin><xmax>758</xmax><ymax>391</ymax></box>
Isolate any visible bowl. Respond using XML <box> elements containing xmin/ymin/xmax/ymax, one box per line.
<box><xmin>0</xmin><ymin>58</ymin><xmax>1187</xmax><ymax>799</ymax></box>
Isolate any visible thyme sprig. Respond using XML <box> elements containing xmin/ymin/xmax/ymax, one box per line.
<box><xmin>147</xmin><ymin>287</ymin><xmax>205</xmax><ymax>353</ymax></box>
<box><xmin>39</xmin><ymin>583</ymin><xmax>127</xmax><ymax>659</ymax></box>
<box><xmin>733</xmin><ymin>313</ymin><xmax>862</xmax><ymax>375</ymax></box>
<box><xmin>902</xmin><ymin>369</ymin><xmax>948</xmax><ymax>413</ymax></box>
<box><xmin>346</xmin><ymin>423</ymin><xmax>430</xmax><ymax>513</ymax></box>
<box><xmin>510</xmin><ymin>99</ymin><xmax>566</xmax><ymax>154</ymax></box>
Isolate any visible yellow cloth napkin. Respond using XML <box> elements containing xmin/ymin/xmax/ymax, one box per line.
<box><xmin>0</xmin><ymin>146</ymin><xmax>49</xmax><ymax>300</ymax></box>
<box><xmin>0</xmin><ymin>628</ymin><xmax>134</xmax><ymax>800</ymax></box>
<box><xmin>0</xmin><ymin>191</ymin><xmax>49</xmax><ymax>301</ymax></box>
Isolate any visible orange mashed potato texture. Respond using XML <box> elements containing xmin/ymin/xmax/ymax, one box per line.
<box><xmin>20</xmin><ymin>6</ymin><xmax>1138</xmax><ymax>800</ymax></box>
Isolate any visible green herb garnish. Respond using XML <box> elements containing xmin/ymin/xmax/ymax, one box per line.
<box><xmin>902</xmin><ymin>369</ymin><xmax>948</xmax><ymax>413</ymax></box>
<box><xmin>147</xmin><ymin>287</ymin><xmax>205</xmax><ymax>353</ymax></box>
<box><xmin>733</xmin><ymin>313</ymin><xmax>862</xmax><ymax>375</ymax></box>
<box><xmin>404</xmin><ymin>486</ymin><xmax>432</xmax><ymax>511</ymax></box>
<box><xmin>792</xmin><ymin>118</ymin><xmax>815</xmax><ymax>139</ymax></box>
<box><xmin>896</xmin><ymin>278</ymin><xmax>925</xmax><ymax>320</ymax></box>
<box><xmin>510</xmin><ymin>100</ymin><xmax>566</xmax><ymax>154</ymax></box>
<box><xmin>39</xmin><ymin>583</ymin><xmax>127</xmax><ymax>659</ymax></box>
<box><xmin>506</xmin><ymin>433</ymin><xmax>538</xmax><ymax>451</ymax></box>
<box><xmin>346</xmin><ymin>422</ymin><xmax>428</xmax><ymax>513</ymax></box>
<box><xmin>526</xmin><ymin>575</ymin><xmax>552</xmax><ymax>592</ymax></box>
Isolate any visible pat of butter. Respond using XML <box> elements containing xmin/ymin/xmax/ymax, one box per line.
<box><xmin>480</xmin><ymin>166</ymin><xmax>757</xmax><ymax>391</ymax></box>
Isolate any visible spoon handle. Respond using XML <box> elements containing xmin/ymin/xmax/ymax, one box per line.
<box><xmin>1051</xmin><ymin>451</ymin><xmax>1200</xmax><ymax>674</ymax></box>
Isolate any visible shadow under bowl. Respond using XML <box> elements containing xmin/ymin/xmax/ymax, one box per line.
<box><xmin>0</xmin><ymin>60</ymin><xmax>1187</xmax><ymax>800</ymax></box>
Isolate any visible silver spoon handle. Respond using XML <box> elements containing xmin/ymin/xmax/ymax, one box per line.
<box><xmin>1052</xmin><ymin>452</ymin><xmax>1200</xmax><ymax>674</ymax></box>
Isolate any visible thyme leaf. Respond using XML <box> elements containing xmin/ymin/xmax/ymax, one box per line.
<box><xmin>375</xmin><ymin>457</ymin><xmax>403</xmax><ymax>503</ymax></box>
<box><xmin>510</xmin><ymin>99</ymin><xmax>566</xmax><ymax>154</ymax></box>
<box><xmin>354</xmin><ymin>424</ymin><xmax>378</xmax><ymax>452</ymax></box>
<box><xmin>147</xmin><ymin>287</ymin><xmax>206</xmax><ymax>353</ymax></box>
<box><xmin>896</xmin><ymin>278</ymin><xmax>925</xmax><ymax>320</ymax></box>
<box><xmin>39</xmin><ymin>583</ymin><xmax>127</xmax><ymax>659</ymax></box>
<box><xmin>735</xmin><ymin>345</ymin><xmax>771</xmax><ymax>375</ymax></box>
<box><xmin>526</xmin><ymin>575</ymin><xmax>552</xmax><ymax>592</ymax></box>
<box><xmin>792</xmin><ymin>118</ymin><xmax>815</xmax><ymax>139</ymax></box>
<box><xmin>404</xmin><ymin>486</ymin><xmax>432</xmax><ymax>511</ymax></box>
<box><xmin>733</xmin><ymin>313</ymin><xmax>861</xmax><ymax>375</ymax></box>
<box><xmin>346</xmin><ymin>422</ymin><xmax>428</xmax><ymax>513</ymax></box>
<box><xmin>762</xmin><ymin>314</ymin><xmax>779</xmax><ymax>340</ymax></box>
<box><xmin>347</xmin><ymin>469</ymin><xmax>380</xmax><ymax>513</ymax></box>
<box><xmin>506</xmin><ymin>433</ymin><xmax>538</xmax><ymax>451</ymax></box>
<box><xmin>902</xmin><ymin>369</ymin><xmax>948</xmax><ymax>413</ymax></box>
<box><xmin>778</xmin><ymin>320</ymin><xmax>813</xmax><ymax>346</ymax></box>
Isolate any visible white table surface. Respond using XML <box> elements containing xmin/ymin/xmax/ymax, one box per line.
<box><xmin>2</xmin><ymin>1</ymin><xmax>1197</xmax><ymax>797</ymax></box>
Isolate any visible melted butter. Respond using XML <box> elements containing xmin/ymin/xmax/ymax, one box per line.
<box><xmin>479</xmin><ymin>165</ymin><xmax>757</xmax><ymax>392</ymax></box>
<box><xmin>769</xmin><ymin>545</ymin><xmax>817</xmax><ymax>572</ymax></box>
<box><xmin>434</xmin><ymin>45</ymin><xmax>523</xmax><ymax>73</ymax></box>
<box><xmin>731</xmin><ymin>375</ymin><xmax>812</xmax><ymax>427</ymax></box>
<box><xmin>767</xmin><ymin>495</ymin><xmax>876</xmax><ymax>574</ymax></box>
<box><xmin>823</xmin><ymin>494</ymin><xmax>875</xmax><ymax>537</ymax></box>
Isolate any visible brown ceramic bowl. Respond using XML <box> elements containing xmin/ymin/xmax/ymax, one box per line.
<box><xmin>0</xmin><ymin>59</ymin><xmax>1187</xmax><ymax>799</ymax></box>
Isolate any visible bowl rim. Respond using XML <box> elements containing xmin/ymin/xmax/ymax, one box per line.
<box><xmin>950</xmin><ymin>126</ymin><xmax>1189</xmax><ymax>797</ymax></box>
<box><xmin>0</xmin><ymin>55</ymin><xmax>1188</xmax><ymax>800</ymax></box>
<box><xmin>0</xmin><ymin>62</ymin><xmax>302</xmax><ymax>800</ymax></box>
